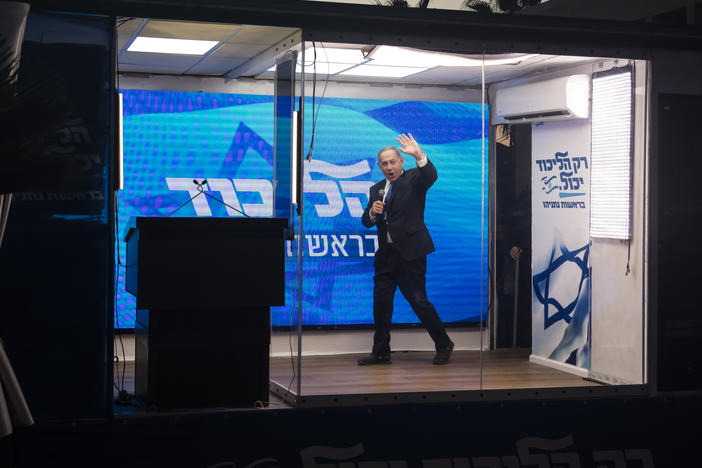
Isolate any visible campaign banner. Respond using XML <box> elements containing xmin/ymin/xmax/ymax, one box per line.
<box><xmin>531</xmin><ymin>119</ymin><xmax>591</xmax><ymax>371</ymax></box>
<box><xmin>117</xmin><ymin>90</ymin><xmax>488</xmax><ymax>328</ymax></box>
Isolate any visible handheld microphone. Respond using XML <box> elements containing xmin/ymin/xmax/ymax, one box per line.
<box><xmin>378</xmin><ymin>188</ymin><xmax>387</xmax><ymax>220</ymax></box>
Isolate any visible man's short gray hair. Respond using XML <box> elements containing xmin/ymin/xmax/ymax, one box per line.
<box><xmin>377</xmin><ymin>146</ymin><xmax>402</xmax><ymax>159</ymax></box>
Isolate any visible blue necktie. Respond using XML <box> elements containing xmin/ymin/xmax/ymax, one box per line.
<box><xmin>383</xmin><ymin>183</ymin><xmax>393</xmax><ymax>219</ymax></box>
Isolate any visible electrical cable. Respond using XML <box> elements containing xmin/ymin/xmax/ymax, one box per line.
<box><xmin>288</xmin><ymin>212</ymin><xmax>297</xmax><ymax>391</ymax></box>
<box><xmin>166</xmin><ymin>189</ymin><xmax>205</xmax><ymax>217</ymax></box>
<box><xmin>625</xmin><ymin>237</ymin><xmax>631</xmax><ymax>276</ymax></box>
<box><xmin>115</xmin><ymin>17</ymin><xmax>136</xmax><ymax>29</ymax></box>
<box><xmin>288</xmin><ymin>269</ymin><xmax>296</xmax><ymax>391</ymax></box>
<box><xmin>305</xmin><ymin>43</ymin><xmax>317</xmax><ymax>162</ymax></box>
<box><xmin>313</xmin><ymin>43</ymin><xmax>330</xmax><ymax>137</ymax></box>
<box><xmin>201</xmin><ymin>191</ymin><xmax>249</xmax><ymax>217</ymax></box>
<box><xmin>305</xmin><ymin>42</ymin><xmax>331</xmax><ymax>162</ymax></box>
<box><xmin>487</xmin><ymin>264</ymin><xmax>494</xmax><ymax>348</ymax></box>
<box><xmin>166</xmin><ymin>181</ymin><xmax>249</xmax><ymax>217</ymax></box>
<box><xmin>287</xmin><ymin>212</ymin><xmax>301</xmax><ymax>391</ymax></box>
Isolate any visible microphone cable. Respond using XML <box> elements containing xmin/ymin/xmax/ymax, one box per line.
<box><xmin>166</xmin><ymin>179</ymin><xmax>249</xmax><ymax>217</ymax></box>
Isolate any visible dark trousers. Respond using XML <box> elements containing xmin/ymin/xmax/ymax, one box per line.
<box><xmin>372</xmin><ymin>245</ymin><xmax>451</xmax><ymax>354</ymax></box>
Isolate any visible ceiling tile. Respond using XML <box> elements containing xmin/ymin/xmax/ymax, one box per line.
<box><xmin>140</xmin><ymin>20</ymin><xmax>241</xmax><ymax>41</ymax></box>
<box><xmin>118</xmin><ymin>63</ymin><xmax>188</xmax><ymax>74</ymax></box>
<box><xmin>210</xmin><ymin>42</ymin><xmax>271</xmax><ymax>59</ymax></box>
<box><xmin>227</xmin><ymin>26</ymin><xmax>297</xmax><ymax>44</ymax></box>
<box><xmin>120</xmin><ymin>51</ymin><xmax>201</xmax><ymax>73</ymax></box>
<box><xmin>117</xmin><ymin>17</ymin><xmax>146</xmax><ymax>51</ymax></box>
<box><xmin>116</xmin><ymin>17</ymin><xmax>144</xmax><ymax>36</ymax></box>
<box><xmin>187</xmin><ymin>57</ymin><xmax>248</xmax><ymax>75</ymax></box>
<box><xmin>117</xmin><ymin>36</ymin><xmax>132</xmax><ymax>51</ymax></box>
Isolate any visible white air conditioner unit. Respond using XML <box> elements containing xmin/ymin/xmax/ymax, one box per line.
<box><xmin>495</xmin><ymin>74</ymin><xmax>591</xmax><ymax>123</ymax></box>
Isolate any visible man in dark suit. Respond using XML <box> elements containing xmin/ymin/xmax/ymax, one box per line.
<box><xmin>358</xmin><ymin>133</ymin><xmax>454</xmax><ymax>365</ymax></box>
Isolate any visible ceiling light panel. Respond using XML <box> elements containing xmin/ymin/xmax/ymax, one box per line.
<box><xmin>267</xmin><ymin>47</ymin><xmax>366</xmax><ymax>74</ymax></box>
<box><xmin>266</xmin><ymin>62</ymin><xmax>355</xmax><ymax>74</ymax></box>
<box><xmin>298</xmin><ymin>63</ymin><xmax>355</xmax><ymax>74</ymax></box>
<box><xmin>127</xmin><ymin>37</ymin><xmax>219</xmax><ymax>55</ymax></box>
<box><xmin>369</xmin><ymin>46</ymin><xmax>538</xmax><ymax>68</ymax></box>
<box><xmin>339</xmin><ymin>64</ymin><xmax>428</xmax><ymax>78</ymax></box>
<box><xmin>307</xmin><ymin>47</ymin><xmax>365</xmax><ymax>64</ymax></box>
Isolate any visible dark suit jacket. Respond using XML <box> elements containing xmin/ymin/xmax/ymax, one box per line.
<box><xmin>362</xmin><ymin>159</ymin><xmax>437</xmax><ymax>264</ymax></box>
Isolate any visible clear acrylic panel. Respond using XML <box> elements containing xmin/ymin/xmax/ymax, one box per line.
<box><xmin>293</xmin><ymin>41</ymin><xmax>491</xmax><ymax>400</ymax></box>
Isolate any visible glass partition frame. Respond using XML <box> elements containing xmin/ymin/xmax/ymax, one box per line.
<box><xmin>282</xmin><ymin>39</ymin><xmax>650</xmax><ymax>407</ymax></box>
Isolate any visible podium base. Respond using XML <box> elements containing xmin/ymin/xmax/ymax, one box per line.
<box><xmin>135</xmin><ymin>308</ymin><xmax>270</xmax><ymax>410</ymax></box>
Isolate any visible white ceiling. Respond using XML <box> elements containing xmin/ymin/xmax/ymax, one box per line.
<box><xmin>117</xmin><ymin>19</ymin><xmax>297</xmax><ymax>76</ymax></box>
<box><xmin>116</xmin><ymin>18</ymin><xmax>603</xmax><ymax>86</ymax></box>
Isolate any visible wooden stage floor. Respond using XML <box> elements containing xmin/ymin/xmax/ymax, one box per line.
<box><xmin>113</xmin><ymin>348</ymin><xmax>598</xmax><ymax>413</ymax></box>
<box><xmin>270</xmin><ymin>348</ymin><xmax>598</xmax><ymax>395</ymax></box>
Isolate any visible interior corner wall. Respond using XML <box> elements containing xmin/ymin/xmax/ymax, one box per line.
<box><xmin>589</xmin><ymin>61</ymin><xmax>648</xmax><ymax>385</ymax></box>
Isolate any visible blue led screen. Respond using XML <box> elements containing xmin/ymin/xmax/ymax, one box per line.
<box><xmin>116</xmin><ymin>89</ymin><xmax>488</xmax><ymax>328</ymax></box>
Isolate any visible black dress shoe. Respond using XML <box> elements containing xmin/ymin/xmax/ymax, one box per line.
<box><xmin>357</xmin><ymin>353</ymin><xmax>391</xmax><ymax>365</ymax></box>
<box><xmin>433</xmin><ymin>341</ymin><xmax>454</xmax><ymax>365</ymax></box>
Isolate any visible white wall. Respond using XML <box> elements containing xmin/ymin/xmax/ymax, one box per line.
<box><xmin>114</xmin><ymin>328</ymin><xmax>485</xmax><ymax>361</ymax></box>
<box><xmin>275</xmin><ymin>328</ymin><xmax>485</xmax><ymax>356</ymax></box>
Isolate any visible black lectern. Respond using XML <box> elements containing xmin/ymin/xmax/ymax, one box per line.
<box><xmin>125</xmin><ymin>217</ymin><xmax>286</xmax><ymax>410</ymax></box>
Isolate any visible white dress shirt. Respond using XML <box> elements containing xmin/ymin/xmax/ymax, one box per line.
<box><xmin>369</xmin><ymin>153</ymin><xmax>428</xmax><ymax>243</ymax></box>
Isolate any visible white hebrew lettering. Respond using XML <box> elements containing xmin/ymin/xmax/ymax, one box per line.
<box><xmin>349</xmin><ymin>235</ymin><xmax>365</xmax><ymax>257</ymax></box>
<box><xmin>300</xmin><ymin>443</ymin><xmax>365</xmax><ymax>468</ymax></box>
<box><xmin>593</xmin><ymin>450</ymin><xmax>625</xmax><ymax>468</ymax></box>
<box><xmin>207</xmin><ymin>178</ymin><xmax>244</xmax><ymax>216</ymax></box>
<box><xmin>517</xmin><ymin>435</ymin><xmax>575</xmax><ymax>468</ymax></box>
<box><xmin>330</xmin><ymin>235</ymin><xmax>349</xmax><ymax>257</ymax></box>
<box><xmin>166</xmin><ymin>177</ymin><xmax>212</xmax><ymax>216</ymax></box>
<box><xmin>234</xmin><ymin>179</ymin><xmax>273</xmax><ymax>217</ymax></box>
<box><xmin>307</xmin><ymin>235</ymin><xmax>329</xmax><ymax>257</ymax></box>
<box><xmin>472</xmin><ymin>457</ymin><xmax>501</xmax><ymax>468</ymax></box>
<box><xmin>365</xmin><ymin>235</ymin><xmax>379</xmax><ymax>256</ymax></box>
<box><xmin>623</xmin><ymin>449</ymin><xmax>654</xmax><ymax>468</ymax></box>
<box><xmin>305</xmin><ymin>160</ymin><xmax>372</xmax><ymax>218</ymax></box>
<box><xmin>339</xmin><ymin>181</ymin><xmax>374</xmax><ymax>217</ymax></box>
<box><xmin>306</xmin><ymin>179</ymin><xmax>344</xmax><ymax>218</ymax></box>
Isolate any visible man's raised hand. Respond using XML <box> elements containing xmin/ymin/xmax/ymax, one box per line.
<box><xmin>397</xmin><ymin>133</ymin><xmax>423</xmax><ymax>159</ymax></box>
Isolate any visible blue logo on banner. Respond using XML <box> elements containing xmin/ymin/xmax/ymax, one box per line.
<box><xmin>533</xmin><ymin>236</ymin><xmax>590</xmax><ymax>329</ymax></box>
<box><xmin>536</xmin><ymin>151</ymin><xmax>589</xmax><ymax>199</ymax></box>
